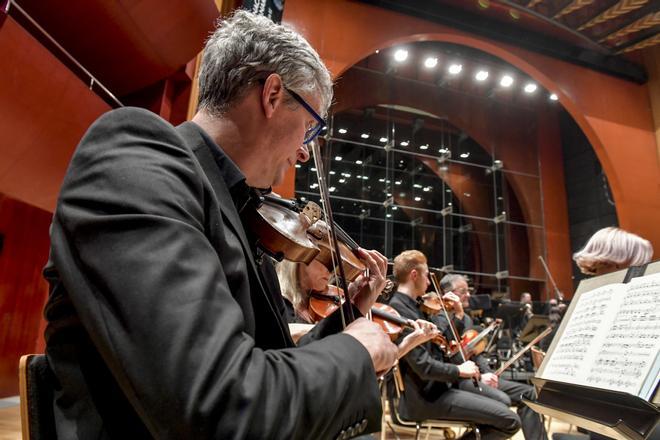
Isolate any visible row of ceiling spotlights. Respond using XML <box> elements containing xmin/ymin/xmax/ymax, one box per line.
<box><xmin>333</xmin><ymin>129</ymin><xmax>470</xmax><ymax>157</ymax></box>
<box><xmin>390</xmin><ymin>48</ymin><xmax>558</xmax><ymax>101</ymax></box>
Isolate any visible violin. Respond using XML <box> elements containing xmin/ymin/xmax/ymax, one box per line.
<box><xmin>448</xmin><ymin>319</ymin><xmax>502</xmax><ymax>359</ymax></box>
<box><xmin>305</xmin><ymin>213</ymin><xmax>366</xmax><ymax>282</ymax></box>
<box><xmin>309</xmin><ymin>286</ymin><xmax>448</xmax><ymax>350</ymax></box>
<box><xmin>418</xmin><ymin>291</ymin><xmax>454</xmax><ymax>316</ymax></box>
<box><xmin>245</xmin><ymin>194</ymin><xmax>366</xmax><ymax>282</ymax></box>
<box><xmin>243</xmin><ymin>194</ymin><xmax>321</xmax><ymax>264</ymax></box>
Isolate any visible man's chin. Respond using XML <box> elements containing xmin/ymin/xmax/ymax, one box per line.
<box><xmin>271</xmin><ymin>166</ymin><xmax>290</xmax><ymax>188</ymax></box>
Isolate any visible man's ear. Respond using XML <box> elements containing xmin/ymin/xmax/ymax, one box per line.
<box><xmin>261</xmin><ymin>73</ymin><xmax>285</xmax><ymax>119</ymax></box>
<box><xmin>410</xmin><ymin>269</ymin><xmax>418</xmax><ymax>282</ymax></box>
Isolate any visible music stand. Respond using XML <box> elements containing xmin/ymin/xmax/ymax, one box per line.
<box><xmin>495</xmin><ymin>302</ymin><xmax>525</xmax><ymax>333</ymax></box>
<box><xmin>468</xmin><ymin>294</ymin><xmax>492</xmax><ymax>310</ymax></box>
<box><xmin>519</xmin><ymin>315</ymin><xmax>549</xmax><ymax>343</ymax></box>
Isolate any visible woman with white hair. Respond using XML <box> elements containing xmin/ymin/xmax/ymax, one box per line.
<box><xmin>573</xmin><ymin>227</ymin><xmax>654</xmax><ymax>275</ymax></box>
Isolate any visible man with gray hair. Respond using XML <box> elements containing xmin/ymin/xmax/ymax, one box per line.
<box><xmin>43</xmin><ymin>10</ymin><xmax>396</xmax><ymax>439</ymax></box>
<box><xmin>435</xmin><ymin>274</ymin><xmax>547</xmax><ymax>440</ymax></box>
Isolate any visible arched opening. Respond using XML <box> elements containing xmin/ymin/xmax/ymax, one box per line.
<box><xmin>295</xmin><ymin>40</ymin><xmax>617</xmax><ymax>298</ymax></box>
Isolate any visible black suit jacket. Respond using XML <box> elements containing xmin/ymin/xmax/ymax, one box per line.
<box><xmin>388</xmin><ymin>293</ymin><xmax>459</xmax><ymax>410</ymax></box>
<box><xmin>43</xmin><ymin>107</ymin><xmax>380</xmax><ymax>439</ymax></box>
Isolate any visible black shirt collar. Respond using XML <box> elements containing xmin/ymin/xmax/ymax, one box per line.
<box><xmin>188</xmin><ymin>122</ymin><xmax>267</xmax><ymax>212</ymax></box>
<box><xmin>190</xmin><ymin>122</ymin><xmax>245</xmax><ymax>191</ymax></box>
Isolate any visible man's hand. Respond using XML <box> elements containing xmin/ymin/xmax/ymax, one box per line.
<box><xmin>348</xmin><ymin>248</ymin><xmax>388</xmax><ymax>316</ymax></box>
<box><xmin>397</xmin><ymin>319</ymin><xmax>439</xmax><ymax>359</ymax></box>
<box><xmin>457</xmin><ymin>360</ymin><xmax>480</xmax><ymax>379</ymax></box>
<box><xmin>481</xmin><ymin>372</ymin><xmax>499</xmax><ymax>388</ymax></box>
<box><xmin>443</xmin><ymin>291</ymin><xmax>464</xmax><ymax>318</ymax></box>
<box><xmin>343</xmin><ymin>318</ymin><xmax>398</xmax><ymax>374</ymax></box>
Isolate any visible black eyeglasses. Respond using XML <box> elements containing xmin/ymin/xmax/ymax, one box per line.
<box><xmin>284</xmin><ymin>87</ymin><xmax>327</xmax><ymax>145</ymax></box>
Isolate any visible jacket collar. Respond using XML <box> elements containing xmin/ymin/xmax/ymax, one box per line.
<box><xmin>176</xmin><ymin>121</ymin><xmax>292</xmax><ymax>346</ymax></box>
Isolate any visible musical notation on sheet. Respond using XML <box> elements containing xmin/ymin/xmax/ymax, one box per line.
<box><xmin>541</xmin><ymin>273</ymin><xmax>660</xmax><ymax>398</ymax></box>
<box><xmin>587</xmin><ymin>274</ymin><xmax>660</xmax><ymax>395</ymax></box>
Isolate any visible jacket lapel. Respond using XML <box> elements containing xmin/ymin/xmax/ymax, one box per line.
<box><xmin>176</xmin><ymin>122</ymin><xmax>293</xmax><ymax>347</ymax></box>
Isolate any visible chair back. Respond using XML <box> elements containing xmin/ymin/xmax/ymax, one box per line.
<box><xmin>19</xmin><ymin>354</ymin><xmax>57</xmax><ymax>440</ymax></box>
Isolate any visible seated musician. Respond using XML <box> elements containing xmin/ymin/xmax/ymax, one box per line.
<box><xmin>41</xmin><ymin>10</ymin><xmax>398</xmax><ymax>439</ymax></box>
<box><xmin>276</xmin><ymin>258</ymin><xmax>441</xmax><ymax>359</ymax></box>
<box><xmin>436</xmin><ymin>274</ymin><xmax>548</xmax><ymax>440</ymax></box>
<box><xmin>388</xmin><ymin>250</ymin><xmax>522</xmax><ymax>440</ymax></box>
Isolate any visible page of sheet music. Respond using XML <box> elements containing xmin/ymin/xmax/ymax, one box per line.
<box><xmin>541</xmin><ymin>283</ymin><xmax>625</xmax><ymax>386</ymax></box>
<box><xmin>540</xmin><ymin>272</ymin><xmax>660</xmax><ymax>397</ymax></box>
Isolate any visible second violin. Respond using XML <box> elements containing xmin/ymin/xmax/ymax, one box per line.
<box><xmin>309</xmin><ymin>287</ymin><xmax>448</xmax><ymax>350</ymax></box>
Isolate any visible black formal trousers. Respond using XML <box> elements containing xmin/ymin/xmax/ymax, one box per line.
<box><xmin>388</xmin><ymin>293</ymin><xmax>521</xmax><ymax>440</ymax></box>
<box><xmin>457</xmin><ymin>379</ymin><xmax>548</xmax><ymax>440</ymax></box>
<box><xmin>43</xmin><ymin>108</ymin><xmax>381</xmax><ymax>439</ymax></box>
<box><xmin>398</xmin><ymin>386</ymin><xmax>521</xmax><ymax>440</ymax></box>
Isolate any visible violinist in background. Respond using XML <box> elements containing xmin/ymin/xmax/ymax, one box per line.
<box><xmin>538</xmin><ymin>305</ymin><xmax>565</xmax><ymax>352</ymax></box>
<box><xmin>388</xmin><ymin>251</ymin><xmax>522</xmax><ymax>440</ymax></box>
<box><xmin>276</xmin><ymin>258</ymin><xmax>442</xmax><ymax>359</ymax></box>
<box><xmin>519</xmin><ymin>292</ymin><xmax>534</xmax><ymax>334</ymax></box>
<box><xmin>41</xmin><ymin>10</ymin><xmax>397</xmax><ymax>439</ymax></box>
<box><xmin>437</xmin><ymin>274</ymin><xmax>547</xmax><ymax>440</ymax></box>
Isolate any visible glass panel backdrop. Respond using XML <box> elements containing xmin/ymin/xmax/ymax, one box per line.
<box><xmin>295</xmin><ymin>105</ymin><xmax>545</xmax><ymax>298</ymax></box>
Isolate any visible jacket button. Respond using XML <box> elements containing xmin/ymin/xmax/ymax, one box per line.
<box><xmin>359</xmin><ymin>419</ymin><xmax>368</xmax><ymax>432</ymax></box>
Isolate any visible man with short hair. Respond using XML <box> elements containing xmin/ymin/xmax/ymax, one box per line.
<box><xmin>438</xmin><ymin>274</ymin><xmax>548</xmax><ymax>440</ymax></box>
<box><xmin>388</xmin><ymin>250</ymin><xmax>521</xmax><ymax>440</ymax></box>
<box><xmin>42</xmin><ymin>10</ymin><xmax>397</xmax><ymax>439</ymax></box>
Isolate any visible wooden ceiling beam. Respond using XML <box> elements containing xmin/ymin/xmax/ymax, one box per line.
<box><xmin>618</xmin><ymin>32</ymin><xmax>660</xmax><ymax>53</ymax></box>
<box><xmin>577</xmin><ymin>0</ymin><xmax>648</xmax><ymax>31</ymax></box>
<box><xmin>553</xmin><ymin>0</ymin><xmax>595</xmax><ymax>20</ymax></box>
<box><xmin>599</xmin><ymin>10</ymin><xmax>660</xmax><ymax>43</ymax></box>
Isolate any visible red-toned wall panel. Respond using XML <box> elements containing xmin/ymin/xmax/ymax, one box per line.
<box><xmin>0</xmin><ymin>15</ymin><xmax>110</xmax><ymax>212</ymax></box>
<box><xmin>13</xmin><ymin>0</ymin><xmax>218</xmax><ymax>96</ymax></box>
<box><xmin>0</xmin><ymin>195</ymin><xmax>51</xmax><ymax>397</ymax></box>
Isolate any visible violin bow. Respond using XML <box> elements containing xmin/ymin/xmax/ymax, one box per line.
<box><xmin>538</xmin><ymin>255</ymin><xmax>564</xmax><ymax>302</ymax></box>
<box><xmin>310</xmin><ymin>140</ymin><xmax>354</xmax><ymax>326</ymax></box>
<box><xmin>430</xmin><ymin>272</ymin><xmax>481</xmax><ymax>390</ymax></box>
<box><xmin>495</xmin><ymin>326</ymin><xmax>552</xmax><ymax>376</ymax></box>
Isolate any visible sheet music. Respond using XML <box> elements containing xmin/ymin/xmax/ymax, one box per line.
<box><xmin>541</xmin><ymin>284</ymin><xmax>624</xmax><ymax>384</ymax></box>
<box><xmin>540</xmin><ymin>272</ymin><xmax>660</xmax><ymax>398</ymax></box>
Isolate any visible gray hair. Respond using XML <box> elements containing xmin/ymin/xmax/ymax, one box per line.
<box><xmin>440</xmin><ymin>274</ymin><xmax>466</xmax><ymax>293</ymax></box>
<box><xmin>573</xmin><ymin>227</ymin><xmax>653</xmax><ymax>275</ymax></box>
<box><xmin>198</xmin><ymin>10</ymin><xmax>333</xmax><ymax>116</ymax></box>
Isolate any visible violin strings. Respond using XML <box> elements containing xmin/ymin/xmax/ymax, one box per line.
<box><xmin>310</xmin><ymin>140</ymin><xmax>354</xmax><ymax>325</ymax></box>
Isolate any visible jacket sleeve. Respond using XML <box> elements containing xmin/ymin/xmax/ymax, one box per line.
<box><xmin>299</xmin><ymin>304</ymin><xmax>364</xmax><ymax>345</ymax></box>
<box><xmin>50</xmin><ymin>108</ymin><xmax>380</xmax><ymax>439</ymax></box>
<box><xmin>399</xmin><ymin>343</ymin><xmax>461</xmax><ymax>383</ymax></box>
<box><xmin>389</xmin><ymin>301</ymin><xmax>460</xmax><ymax>383</ymax></box>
